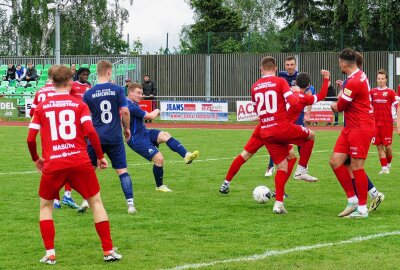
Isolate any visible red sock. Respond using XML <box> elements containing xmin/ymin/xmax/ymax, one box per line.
<box><xmin>40</xmin><ymin>220</ymin><xmax>55</xmax><ymax>250</ymax></box>
<box><xmin>274</xmin><ymin>169</ymin><xmax>289</xmax><ymax>202</ymax></box>
<box><xmin>225</xmin><ymin>155</ymin><xmax>246</xmax><ymax>181</ymax></box>
<box><xmin>333</xmin><ymin>165</ymin><xmax>355</xmax><ymax>198</ymax></box>
<box><xmin>95</xmin><ymin>221</ymin><xmax>113</xmax><ymax>252</ymax></box>
<box><xmin>379</xmin><ymin>158</ymin><xmax>388</xmax><ymax>167</ymax></box>
<box><xmin>64</xmin><ymin>183</ymin><xmax>71</xmax><ymax>192</ymax></box>
<box><xmin>287</xmin><ymin>157</ymin><xmax>297</xmax><ymax>178</ymax></box>
<box><xmin>353</xmin><ymin>169</ymin><xmax>368</xmax><ymax>206</ymax></box>
<box><xmin>299</xmin><ymin>139</ymin><xmax>314</xmax><ymax>167</ymax></box>
<box><xmin>386</xmin><ymin>155</ymin><xmax>392</xmax><ymax>164</ymax></box>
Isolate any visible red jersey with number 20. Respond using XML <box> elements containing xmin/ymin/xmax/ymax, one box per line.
<box><xmin>336</xmin><ymin>69</ymin><xmax>374</xmax><ymax>129</ymax></box>
<box><xmin>251</xmin><ymin>75</ymin><xmax>298</xmax><ymax>138</ymax></box>
<box><xmin>29</xmin><ymin>93</ymin><xmax>93</xmax><ymax>172</ymax></box>
<box><xmin>370</xmin><ymin>87</ymin><xmax>398</xmax><ymax>127</ymax></box>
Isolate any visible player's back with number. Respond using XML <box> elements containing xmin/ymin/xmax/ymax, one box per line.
<box><xmin>251</xmin><ymin>76</ymin><xmax>292</xmax><ymax>134</ymax></box>
<box><xmin>83</xmin><ymin>82</ymin><xmax>126</xmax><ymax>144</ymax></box>
<box><xmin>30</xmin><ymin>94</ymin><xmax>91</xmax><ymax>171</ymax></box>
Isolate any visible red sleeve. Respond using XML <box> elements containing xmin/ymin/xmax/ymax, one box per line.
<box><xmin>316</xmin><ymin>78</ymin><xmax>329</xmax><ymax>102</ymax></box>
<box><xmin>286</xmin><ymin>91</ymin><xmax>299</xmax><ymax>106</ymax></box>
<box><xmin>29</xmin><ymin>92</ymin><xmax>39</xmax><ymax>117</ymax></box>
<box><xmin>27</xmin><ymin>128</ymin><xmax>40</xmax><ymax>162</ymax></box>
<box><xmin>391</xmin><ymin>91</ymin><xmax>398</xmax><ymax>110</ymax></box>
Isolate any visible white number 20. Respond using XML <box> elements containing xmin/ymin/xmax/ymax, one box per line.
<box><xmin>45</xmin><ymin>110</ymin><xmax>76</xmax><ymax>141</ymax></box>
<box><xmin>255</xmin><ymin>91</ymin><xmax>278</xmax><ymax>115</ymax></box>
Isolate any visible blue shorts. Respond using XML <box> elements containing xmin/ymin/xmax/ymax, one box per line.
<box><xmin>127</xmin><ymin>129</ymin><xmax>161</xmax><ymax>161</ymax></box>
<box><xmin>295</xmin><ymin>111</ymin><xmax>305</xmax><ymax>126</ymax></box>
<box><xmin>87</xmin><ymin>142</ymin><xmax>127</xmax><ymax>169</ymax></box>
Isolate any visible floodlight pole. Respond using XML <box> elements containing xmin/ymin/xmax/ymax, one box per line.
<box><xmin>55</xmin><ymin>4</ymin><xmax>61</xmax><ymax>64</ymax></box>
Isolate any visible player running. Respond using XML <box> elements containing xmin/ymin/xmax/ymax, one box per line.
<box><xmin>219</xmin><ymin>69</ymin><xmax>329</xmax><ymax>194</ymax></box>
<box><xmin>370</xmin><ymin>69</ymin><xmax>398</xmax><ymax>174</ymax></box>
<box><xmin>27</xmin><ymin>65</ymin><xmax>121</xmax><ymax>264</ymax></box>
<box><xmin>126</xmin><ymin>83</ymin><xmax>199</xmax><ymax>192</ymax></box>
<box><xmin>78</xmin><ymin>60</ymin><xmax>136</xmax><ymax>214</ymax></box>
<box><xmin>329</xmin><ymin>48</ymin><xmax>375</xmax><ymax>218</ymax></box>
<box><xmin>29</xmin><ymin>65</ymin><xmax>79</xmax><ymax>209</ymax></box>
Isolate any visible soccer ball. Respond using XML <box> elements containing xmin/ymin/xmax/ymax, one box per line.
<box><xmin>253</xmin><ymin>185</ymin><xmax>271</xmax><ymax>204</ymax></box>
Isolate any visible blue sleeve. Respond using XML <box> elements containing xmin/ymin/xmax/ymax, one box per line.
<box><xmin>118</xmin><ymin>86</ymin><xmax>127</xmax><ymax>108</ymax></box>
<box><xmin>306</xmin><ymin>85</ymin><xmax>315</xmax><ymax>95</ymax></box>
<box><xmin>82</xmin><ymin>92</ymin><xmax>88</xmax><ymax>104</ymax></box>
<box><xmin>129</xmin><ymin>104</ymin><xmax>146</xmax><ymax>118</ymax></box>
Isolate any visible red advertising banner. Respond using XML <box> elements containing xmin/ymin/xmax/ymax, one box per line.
<box><xmin>139</xmin><ymin>100</ymin><xmax>153</xmax><ymax>113</ymax></box>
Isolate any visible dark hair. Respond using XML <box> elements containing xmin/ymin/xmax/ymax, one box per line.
<box><xmin>339</xmin><ymin>48</ymin><xmax>356</xmax><ymax>63</ymax></box>
<box><xmin>77</xmin><ymin>67</ymin><xmax>90</xmax><ymax>76</ymax></box>
<box><xmin>355</xmin><ymin>52</ymin><xmax>363</xmax><ymax>68</ymax></box>
<box><xmin>296</xmin><ymin>72</ymin><xmax>311</xmax><ymax>88</ymax></box>
<box><xmin>285</xmin><ymin>56</ymin><xmax>296</xmax><ymax>63</ymax></box>
<box><xmin>260</xmin><ymin>56</ymin><xmax>276</xmax><ymax>71</ymax></box>
<box><xmin>377</xmin><ymin>69</ymin><xmax>388</xmax><ymax>79</ymax></box>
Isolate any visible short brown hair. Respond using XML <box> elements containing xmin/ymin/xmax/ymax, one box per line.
<box><xmin>285</xmin><ymin>56</ymin><xmax>296</xmax><ymax>63</ymax></box>
<box><xmin>355</xmin><ymin>52</ymin><xmax>363</xmax><ymax>68</ymax></box>
<box><xmin>48</xmin><ymin>65</ymin><xmax>56</xmax><ymax>80</ymax></box>
<box><xmin>260</xmin><ymin>56</ymin><xmax>276</xmax><ymax>71</ymax></box>
<box><xmin>52</xmin><ymin>65</ymin><xmax>73</xmax><ymax>88</ymax></box>
<box><xmin>128</xmin><ymin>82</ymin><xmax>143</xmax><ymax>93</ymax></box>
<box><xmin>96</xmin><ymin>60</ymin><xmax>112</xmax><ymax>76</ymax></box>
<box><xmin>377</xmin><ymin>69</ymin><xmax>388</xmax><ymax>79</ymax></box>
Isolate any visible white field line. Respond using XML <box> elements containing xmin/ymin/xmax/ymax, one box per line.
<box><xmin>160</xmin><ymin>231</ymin><xmax>400</xmax><ymax>270</ymax></box>
<box><xmin>0</xmin><ymin>150</ymin><xmax>386</xmax><ymax>176</ymax></box>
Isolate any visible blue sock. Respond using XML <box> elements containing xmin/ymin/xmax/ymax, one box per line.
<box><xmin>367</xmin><ymin>175</ymin><xmax>374</xmax><ymax>190</ymax></box>
<box><xmin>118</xmin><ymin>172</ymin><xmax>133</xmax><ymax>200</ymax></box>
<box><xmin>268</xmin><ymin>157</ymin><xmax>274</xmax><ymax>168</ymax></box>
<box><xmin>166</xmin><ymin>137</ymin><xmax>187</xmax><ymax>158</ymax></box>
<box><xmin>351</xmin><ymin>178</ymin><xmax>358</xmax><ymax>196</ymax></box>
<box><xmin>153</xmin><ymin>165</ymin><xmax>164</xmax><ymax>187</ymax></box>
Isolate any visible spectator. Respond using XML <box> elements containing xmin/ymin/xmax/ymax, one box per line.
<box><xmin>327</xmin><ymin>85</ymin><xmax>339</xmax><ymax>126</ymax></box>
<box><xmin>71</xmin><ymin>63</ymin><xmax>78</xmax><ymax>81</ymax></box>
<box><xmin>5</xmin><ymin>63</ymin><xmax>16</xmax><ymax>81</ymax></box>
<box><xmin>142</xmin><ymin>74</ymin><xmax>157</xmax><ymax>123</ymax></box>
<box><xmin>124</xmin><ymin>78</ymin><xmax>132</xmax><ymax>96</ymax></box>
<box><xmin>24</xmin><ymin>63</ymin><xmax>38</xmax><ymax>83</ymax></box>
<box><xmin>15</xmin><ymin>64</ymin><xmax>26</xmax><ymax>82</ymax></box>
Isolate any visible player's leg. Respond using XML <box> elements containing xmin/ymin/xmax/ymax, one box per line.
<box><xmin>265</xmin><ymin>157</ymin><xmax>275</xmax><ymax>177</ymax></box>
<box><xmin>39</xmin><ymin>198</ymin><xmax>56</xmax><ymax>265</ymax></box>
<box><xmin>152</xmin><ymin>152</ymin><xmax>172</xmax><ymax>192</ymax></box>
<box><xmin>377</xmin><ymin>144</ymin><xmax>389</xmax><ymax>174</ymax></box>
<box><xmin>70</xmin><ymin>164</ymin><xmax>121</xmax><ymax>262</ymax></box>
<box><xmin>294</xmin><ymin>130</ymin><xmax>318</xmax><ymax>181</ymax></box>
<box><xmin>385</xmin><ymin>144</ymin><xmax>393</xmax><ymax>170</ymax></box>
<box><xmin>61</xmin><ymin>183</ymin><xmax>79</xmax><ymax>209</ymax></box>
<box><xmin>383</xmin><ymin>126</ymin><xmax>393</xmax><ymax>171</ymax></box>
<box><xmin>220</xmin><ymin>150</ymin><xmax>254</xmax><ymax>194</ymax></box>
<box><xmin>106</xmin><ymin>143</ymin><xmax>137</xmax><ymax>214</ymax></box>
<box><xmin>154</xmin><ymin>129</ymin><xmax>199</xmax><ymax>164</ymax></box>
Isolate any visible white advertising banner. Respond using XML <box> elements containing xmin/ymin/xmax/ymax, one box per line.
<box><xmin>236</xmin><ymin>101</ymin><xmax>258</xmax><ymax>121</ymax></box>
<box><xmin>25</xmin><ymin>98</ymin><xmax>34</xmax><ymax>118</ymax></box>
<box><xmin>160</xmin><ymin>101</ymin><xmax>228</xmax><ymax>121</ymax></box>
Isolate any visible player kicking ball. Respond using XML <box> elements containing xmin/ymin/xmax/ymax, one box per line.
<box><xmin>27</xmin><ymin>65</ymin><xmax>121</xmax><ymax>264</ymax></box>
<box><xmin>126</xmin><ymin>83</ymin><xmax>199</xmax><ymax>192</ymax></box>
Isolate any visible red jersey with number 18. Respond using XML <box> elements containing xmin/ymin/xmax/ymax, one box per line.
<box><xmin>29</xmin><ymin>93</ymin><xmax>93</xmax><ymax>172</ymax></box>
<box><xmin>251</xmin><ymin>75</ymin><xmax>294</xmax><ymax>137</ymax></box>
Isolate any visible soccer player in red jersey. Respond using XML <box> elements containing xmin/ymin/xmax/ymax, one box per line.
<box><xmin>370</xmin><ymin>69</ymin><xmax>398</xmax><ymax>174</ymax></box>
<box><xmin>219</xmin><ymin>69</ymin><xmax>330</xmax><ymax>194</ymax></box>
<box><xmin>70</xmin><ymin>67</ymin><xmax>91</xmax><ymax>99</ymax></box>
<box><xmin>27</xmin><ymin>65</ymin><xmax>122</xmax><ymax>264</ymax></box>
<box><xmin>330</xmin><ymin>48</ymin><xmax>375</xmax><ymax>218</ymax></box>
<box><xmin>251</xmin><ymin>56</ymin><xmax>315</xmax><ymax>214</ymax></box>
<box><xmin>29</xmin><ymin>66</ymin><xmax>79</xmax><ymax>209</ymax></box>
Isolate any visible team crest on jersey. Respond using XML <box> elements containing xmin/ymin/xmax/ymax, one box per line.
<box><xmin>344</xmin><ymin>88</ymin><xmax>352</xmax><ymax>96</ymax></box>
<box><xmin>148</xmin><ymin>149</ymin><xmax>154</xmax><ymax>154</ymax></box>
<box><xmin>383</xmin><ymin>92</ymin><xmax>388</xmax><ymax>96</ymax></box>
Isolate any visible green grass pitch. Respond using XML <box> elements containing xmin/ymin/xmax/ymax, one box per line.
<box><xmin>1</xmin><ymin>126</ymin><xmax>400</xmax><ymax>269</ymax></box>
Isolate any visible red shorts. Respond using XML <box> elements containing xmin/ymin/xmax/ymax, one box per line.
<box><xmin>372</xmin><ymin>126</ymin><xmax>393</xmax><ymax>146</ymax></box>
<box><xmin>39</xmin><ymin>162</ymin><xmax>100</xmax><ymax>201</ymax></box>
<box><xmin>262</xmin><ymin>124</ymin><xmax>310</xmax><ymax>164</ymax></box>
<box><xmin>333</xmin><ymin>128</ymin><xmax>374</xmax><ymax>159</ymax></box>
<box><xmin>244</xmin><ymin>125</ymin><xmax>265</xmax><ymax>154</ymax></box>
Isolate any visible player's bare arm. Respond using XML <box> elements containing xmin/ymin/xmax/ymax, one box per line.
<box><xmin>145</xmin><ymin>109</ymin><xmax>160</xmax><ymax>120</ymax></box>
<box><xmin>121</xmin><ymin>107</ymin><xmax>131</xmax><ymax>141</ymax></box>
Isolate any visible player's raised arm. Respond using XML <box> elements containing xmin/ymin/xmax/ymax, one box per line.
<box><xmin>315</xmin><ymin>70</ymin><xmax>330</xmax><ymax>102</ymax></box>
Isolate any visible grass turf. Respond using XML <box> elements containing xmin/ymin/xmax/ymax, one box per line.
<box><xmin>0</xmin><ymin>126</ymin><xmax>399</xmax><ymax>269</ymax></box>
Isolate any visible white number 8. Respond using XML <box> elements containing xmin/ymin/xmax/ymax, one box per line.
<box><xmin>100</xmin><ymin>100</ymin><xmax>112</xmax><ymax>124</ymax></box>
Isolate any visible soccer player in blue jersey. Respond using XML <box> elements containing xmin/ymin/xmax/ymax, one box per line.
<box><xmin>78</xmin><ymin>60</ymin><xmax>137</xmax><ymax>214</ymax></box>
<box><xmin>126</xmin><ymin>83</ymin><xmax>199</xmax><ymax>192</ymax></box>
